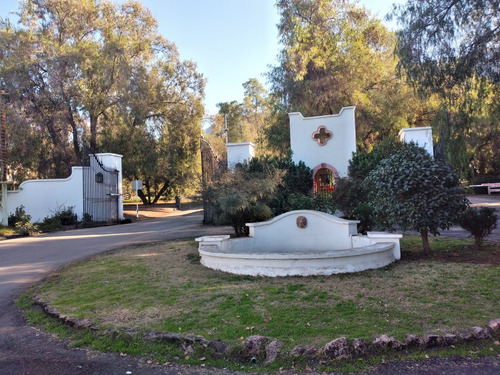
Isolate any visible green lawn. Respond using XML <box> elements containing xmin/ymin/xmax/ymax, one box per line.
<box><xmin>21</xmin><ymin>235</ymin><xmax>500</xmax><ymax>372</ymax></box>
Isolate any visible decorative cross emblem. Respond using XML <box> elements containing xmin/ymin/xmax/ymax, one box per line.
<box><xmin>312</xmin><ymin>126</ymin><xmax>333</xmax><ymax>146</ymax></box>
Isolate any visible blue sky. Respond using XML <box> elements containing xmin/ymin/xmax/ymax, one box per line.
<box><xmin>0</xmin><ymin>0</ymin><xmax>403</xmax><ymax>116</ymax></box>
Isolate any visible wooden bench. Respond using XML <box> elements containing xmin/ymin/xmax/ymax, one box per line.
<box><xmin>470</xmin><ymin>183</ymin><xmax>500</xmax><ymax>195</ymax></box>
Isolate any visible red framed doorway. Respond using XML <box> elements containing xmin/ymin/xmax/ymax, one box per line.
<box><xmin>312</xmin><ymin>163</ymin><xmax>340</xmax><ymax>197</ymax></box>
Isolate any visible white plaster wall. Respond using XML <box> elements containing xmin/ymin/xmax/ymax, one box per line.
<box><xmin>4</xmin><ymin>167</ymin><xmax>84</xmax><ymax>223</ymax></box>
<box><xmin>226</xmin><ymin>142</ymin><xmax>255</xmax><ymax>172</ymax></box>
<box><xmin>247</xmin><ymin>210</ymin><xmax>359</xmax><ymax>252</ymax></box>
<box><xmin>2</xmin><ymin>153</ymin><xmax>124</xmax><ymax>224</ymax></box>
<box><xmin>399</xmin><ymin>127</ymin><xmax>434</xmax><ymax>157</ymax></box>
<box><xmin>289</xmin><ymin>107</ymin><xmax>356</xmax><ymax>177</ymax></box>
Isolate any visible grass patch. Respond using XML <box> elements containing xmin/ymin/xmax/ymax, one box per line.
<box><xmin>20</xmin><ymin>235</ymin><xmax>500</xmax><ymax>372</ymax></box>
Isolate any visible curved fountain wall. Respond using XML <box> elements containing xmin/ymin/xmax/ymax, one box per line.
<box><xmin>196</xmin><ymin>210</ymin><xmax>402</xmax><ymax>277</ymax></box>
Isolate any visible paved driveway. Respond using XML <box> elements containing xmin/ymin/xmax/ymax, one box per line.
<box><xmin>0</xmin><ymin>209</ymin><xmax>237</xmax><ymax>375</ymax></box>
<box><xmin>440</xmin><ymin>195</ymin><xmax>500</xmax><ymax>242</ymax></box>
<box><xmin>0</xmin><ymin>208</ymin><xmax>232</xmax><ymax>300</ymax></box>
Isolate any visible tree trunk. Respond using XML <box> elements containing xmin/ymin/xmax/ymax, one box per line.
<box><xmin>67</xmin><ymin>106</ymin><xmax>81</xmax><ymax>162</ymax></box>
<box><xmin>137</xmin><ymin>189</ymin><xmax>150</xmax><ymax>205</ymax></box>
<box><xmin>474</xmin><ymin>236</ymin><xmax>482</xmax><ymax>251</ymax></box>
<box><xmin>152</xmin><ymin>182</ymin><xmax>170</xmax><ymax>204</ymax></box>
<box><xmin>90</xmin><ymin>114</ymin><xmax>98</xmax><ymax>150</ymax></box>
<box><xmin>420</xmin><ymin>231</ymin><xmax>431</xmax><ymax>253</ymax></box>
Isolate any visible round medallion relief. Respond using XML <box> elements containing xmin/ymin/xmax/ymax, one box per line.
<box><xmin>296</xmin><ymin>216</ymin><xmax>307</xmax><ymax>229</ymax></box>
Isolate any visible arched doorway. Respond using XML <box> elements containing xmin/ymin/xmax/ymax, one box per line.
<box><xmin>313</xmin><ymin>163</ymin><xmax>340</xmax><ymax>197</ymax></box>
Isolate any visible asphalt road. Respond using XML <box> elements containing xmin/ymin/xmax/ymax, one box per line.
<box><xmin>0</xmin><ymin>206</ymin><xmax>498</xmax><ymax>375</ymax></box>
<box><xmin>0</xmin><ymin>209</ymin><xmax>238</xmax><ymax>375</ymax></box>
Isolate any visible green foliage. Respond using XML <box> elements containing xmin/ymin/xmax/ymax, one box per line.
<box><xmin>8</xmin><ymin>205</ymin><xmax>31</xmax><ymax>227</ymax></box>
<box><xmin>210</xmin><ymin>79</ymin><xmax>272</xmax><ymax>147</ymax></box>
<box><xmin>38</xmin><ymin>206</ymin><xmax>78</xmax><ymax>231</ymax></box>
<box><xmin>15</xmin><ymin>221</ymin><xmax>37</xmax><ymax>236</ymax></box>
<box><xmin>393</xmin><ymin>0</ymin><xmax>499</xmax><ymax>89</ymax></box>
<box><xmin>1</xmin><ymin>0</ymin><xmax>205</xmax><ymax>196</ymax></box>
<box><xmin>352</xmin><ymin>203</ymin><xmax>375</xmax><ymax>235</ymax></box>
<box><xmin>393</xmin><ymin>1</ymin><xmax>500</xmax><ymax>178</ymax></box>
<box><xmin>54</xmin><ymin>207</ymin><xmax>78</xmax><ymax>226</ymax></box>
<box><xmin>204</xmin><ymin>163</ymin><xmax>284</xmax><ymax>236</ymax></box>
<box><xmin>204</xmin><ymin>157</ymin><xmax>335</xmax><ymax>236</ymax></box>
<box><xmin>332</xmin><ymin>136</ymin><xmax>403</xmax><ymax>228</ymax></box>
<box><xmin>348</xmin><ymin>136</ymin><xmax>406</xmax><ymax>181</ymax></box>
<box><xmin>331</xmin><ymin>178</ymin><xmax>364</xmax><ymax>218</ymax></box>
<box><xmin>266</xmin><ymin>0</ymin><xmax>427</xmax><ymax>154</ymax></box>
<box><xmin>458</xmin><ymin>207</ymin><xmax>498</xmax><ymax>250</ymax></box>
<box><xmin>365</xmin><ymin>143</ymin><xmax>469</xmax><ymax>251</ymax></box>
<box><xmin>249</xmin><ymin>157</ymin><xmax>314</xmax><ymax>215</ymax></box>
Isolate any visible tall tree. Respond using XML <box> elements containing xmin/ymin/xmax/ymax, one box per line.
<box><xmin>393</xmin><ymin>0</ymin><xmax>500</xmax><ymax>177</ymax></box>
<box><xmin>212</xmin><ymin>78</ymin><xmax>272</xmax><ymax>149</ymax></box>
<box><xmin>394</xmin><ymin>0</ymin><xmax>499</xmax><ymax>89</ymax></box>
<box><xmin>1</xmin><ymin>0</ymin><xmax>205</xmax><ymax>195</ymax></box>
<box><xmin>266</xmin><ymin>0</ymin><xmax>426</xmax><ymax>154</ymax></box>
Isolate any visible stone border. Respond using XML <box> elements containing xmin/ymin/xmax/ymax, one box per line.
<box><xmin>32</xmin><ymin>297</ymin><xmax>500</xmax><ymax>364</ymax></box>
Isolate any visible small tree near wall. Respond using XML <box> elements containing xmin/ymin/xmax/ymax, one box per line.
<box><xmin>365</xmin><ymin>144</ymin><xmax>469</xmax><ymax>252</ymax></box>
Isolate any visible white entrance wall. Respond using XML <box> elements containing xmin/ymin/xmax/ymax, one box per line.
<box><xmin>1</xmin><ymin>153</ymin><xmax>123</xmax><ymax>224</ymax></box>
<box><xmin>4</xmin><ymin>167</ymin><xmax>84</xmax><ymax>223</ymax></box>
<box><xmin>289</xmin><ymin>107</ymin><xmax>356</xmax><ymax>177</ymax></box>
<box><xmin>399</xmin><ymin>127</ymin><xmax>434</xmax><ymax>157</ymax></box>
<box><xmin>226</xmin><ymin>142</ymin><xmax>255</xmax><ymax>172</ymax></box>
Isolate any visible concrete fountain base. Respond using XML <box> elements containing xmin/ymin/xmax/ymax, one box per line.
<box><xmin>196</xmin><ymin>210</ymin><xmax>402</xmax><ymax>277</ymax></box>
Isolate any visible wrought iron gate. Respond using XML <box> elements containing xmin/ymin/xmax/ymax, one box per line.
<box><xmin>200</xmin><ymin>136</ymin><xmax>227</xmax><ymax>224</ymax></box>
<box><xmin>82</xmin><ymin>151</ymin><xmax>119</xmax><ymax>223</ymax></box>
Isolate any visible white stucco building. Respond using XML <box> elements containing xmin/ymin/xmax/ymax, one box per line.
<box><xmin>289</xmin><ymin>106</ymin><xmax>356</xmax><ymax>194</ymax></box>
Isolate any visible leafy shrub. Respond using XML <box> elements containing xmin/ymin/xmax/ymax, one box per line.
<box><xmin>15</xmin><ymin>221</ymin><xmax>37</xmax><ymax>236</ymax></box>
<box><xmin>353</xmin><ymin>203</ymin><xmax>375</xmax><ymax>235</ymax></box>
<box><xmin>278</xmin><ymin>192</ymin><xmax>337</xmax><ymax>214</ymax></box>
<box><xmin>331</xmin><ymin>178</ymin><xmax>364</xmax><ymax>218</ymax></box>
<box><xmin>331</xmin><ymin>136</ymin><xmax>404</xmax><ymax>223</ymax></box>
<box><xmin>204</xmin><ymin>163</ymin><xmax>284</xmax><ymax>236</ymax></box>
<box><xmin>365</xmin><ymin>143</ymin><xmax>469</xmax><ymax>252</ymax></box>
<box><xmin>458</xmin><ymin>207</ymin><xmax>497</xmax><ymax>250</ymax></box>
<box><xmin>205</xmin><ymin>156</ymin><xmax>337</xmax><ymax>235</ymax></box>
<box><xmin>82</xmin><ymin>213</ymin><xmax>93</xmax><ymax>223</ymax></box>
<box><xmin>312</xmin><ymin>193</ymin><xmax>337</xmax><ymax>213</ymax></box>
<box><xmin>8</xmin><ymin>205</ymin><xmax>31</xmax><ymax>227</ymax></box>
<box><xmin>348</xmin><ymin>136</ymin><xmax>405</xmax><ymax>181</ymax></box>
<box><xmin>38</xmin><ymin>216</ymin><xmax>63</xmax><ymax>231</ymax></box>
<box><xmin>249</xmin><ymin>156</ymin><xmax>314</xmax><ymax>216</ymax></box>
<box><xmin>54</xmin><ymin>206</ymin><xmax>78</xmax><ymax>225</ymax></box>
<box><xmin>39</xmin><ymin>206</ymin><xmax>78</xmax><ymax>231</ymax></box>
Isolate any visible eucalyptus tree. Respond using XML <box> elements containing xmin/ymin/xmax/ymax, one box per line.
<box><xmin>213</xmin><ymin>78</ymin><xmax>272</xmax><ymax>147</ymax></box>
<box><xmin>393</xmin><ymin>0</ymin><xmax>500</xmax><ymax>177</ymax></box>
<box><xmin>0</xmin><ymin>0</ymin><xmax>205</xmax><ymax>196</ymax></box>
<box><xmin>266</xmin><ymin>0</ymin><xmax>425</xmax><ymax>153</ymax></box>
